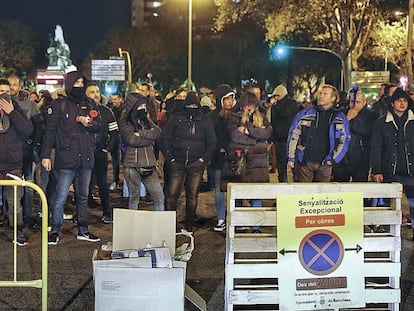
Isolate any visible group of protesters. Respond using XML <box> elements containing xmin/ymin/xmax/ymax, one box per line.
<box><xmin>0</xmin><ymin>69</ymin><xmax>413</xmax><ymax>245</ymax></box>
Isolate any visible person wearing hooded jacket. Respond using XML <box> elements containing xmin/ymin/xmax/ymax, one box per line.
<box><xmin>209</xmin><ymin>84</ymin><xmax>236</xmax><ymax>231</ymax></box>
<box><xmin>41</xmin><ymin>71</ymin><xmax>103</xmax><ymax>245</ymax></box>
<box><xmin>119</xmin><ymin>92</ymin><xmax>164</xmax><ymax>211</ymax></box>
<box><xmin>371</xmin><ymin>88</ymin><xmax>414</xmax><ymax>238</ymax></box>
<box><xmin>160</xmin><ymin>92</ymin><xmax>216</xmax><ymax>232</ymax></box>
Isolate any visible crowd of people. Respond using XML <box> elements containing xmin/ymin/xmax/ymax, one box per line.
<box><xmin>0</xmin><ymin>70</ymin><xmax>413</xmax><ymax>246</ymax></box>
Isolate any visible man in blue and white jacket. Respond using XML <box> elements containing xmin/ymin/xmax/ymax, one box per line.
<box><xmin>287</xmin><ymin>84</ymin><xmax>351</xmax><ymax>182</ymax></box>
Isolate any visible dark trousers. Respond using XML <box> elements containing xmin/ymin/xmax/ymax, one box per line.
<box><xmin>333</xmin><ymin>162</ymin><xmax>370</xmax><ymax>182</ymax></box>
<box><xmin>90</xmin><ymin>150</ymin><xmax>111</xmax><ymax>217</ymax></box>
<box><xmin>275</xmin><ymin>141</ymin><xmax>288</xmax><ymax>182</ymax></box>
<box><xmin>22</xmin><ymin>150</ymin><xmax>34</xmax><ymax>220</ymax></box>
<box><xmin>165</xmin><ymin>160</ymin><xmax>204</xmax><ymax>228</ymax></box>
<box><xmin>111</xmin><ymin>147</ymin><xmax>120</xmax><ymax>185</ymax></box>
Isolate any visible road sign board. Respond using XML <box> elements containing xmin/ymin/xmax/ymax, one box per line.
<box><xmin>351</xmin><ymin>71</ymin><xmax>390</xmax><ymax>88</ymax></box>
<box><xmin>278</xmin><ymin>192</ymin><xmax>365</xmax><ymax>310</ymax></box>
<box><xmin>91</xmin><ymin>59</ymin><xmax>125</xmax><ymax>81</ymax></box>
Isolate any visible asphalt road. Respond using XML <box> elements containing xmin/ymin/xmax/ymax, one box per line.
<box><xmin>0</xmin><ymin>172</ymin><xmax>412</xmax><ymax>310</ymax></box>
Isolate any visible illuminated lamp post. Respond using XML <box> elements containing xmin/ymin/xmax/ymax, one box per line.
<box><xmin>187</xmin><ymin>0</ymin><xmax>193</xmax><ymax>90</ymax></box>
<box><xmin>118</xmin><ymin>48</ymin><xmax>132</xmax><ymax>88</ymax></box>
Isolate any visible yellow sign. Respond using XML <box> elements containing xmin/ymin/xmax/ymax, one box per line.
<box><xmin>278</xmin><ymin>192</ymin><xmax>364</xmax><ymax>310</ymax></box>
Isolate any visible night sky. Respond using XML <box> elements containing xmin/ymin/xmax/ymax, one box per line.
<box><xmin>0</xmin><ymin>0</ymin><xmax>131</xmax><ymax>64</ymax></box>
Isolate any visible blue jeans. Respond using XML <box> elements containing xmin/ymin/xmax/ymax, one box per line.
<box><xmin>124</xmin><ymin>167</ymin><xmax>164</xmax><ymax>211</ymax></box>
<box><xmin>38</xmin><ymin>167</ymin><xmax>57</xmax><ymax>215</ymax></box>
<box><xmin>165</xmin><ymin>160</ymin><xmax>204</xmax><ymax>228</ymax></box>
<box><xmin>52</xmin><ymin>168</ymin><xmax>91</xmax><ymax>235</ymax></box>
<box><xmin>214</xmin><ymin>169</ymin><xmax>225</xmax><ymax>221</ymax></box>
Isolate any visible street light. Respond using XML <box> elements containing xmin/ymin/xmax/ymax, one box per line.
<box><xmin>118</xmin><ymin>48</ymin><xmax>132</xmax><ymax>86</ymax></box>
<box><xmin>187</xmin><ymin>0</ymin><xmax>193</xmax><ymax>89</ymax></box>
<box><xmin>406</xmin><ymin>1</ymin><xmax>413</xmax><ymax>86</ymax></box>
<box><xmin>274</xmin><ymin>45</ymin><xmax>345</xmax><ymax>90</ymax></box>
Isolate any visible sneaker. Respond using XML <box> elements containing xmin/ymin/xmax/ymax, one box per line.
<box><xmin>214</xmin><ymin>219</ymin><xmax>226</xmax><ymax>232</ymax></box>
<box><xmin>109</xmin><ymin>182</ymin><xmax>118</xmax><ymax>190</ymax></box>
<box><xmin>48</xmin><ymin>233</ymin><xmax>59</xmax><ymax>245</ymax></box>
<box><xmin>102</xmin><ymin>216</ymin><xmax>113</xmax><ymax>224</ymax></box>
<box><xmin>14</xmin><ymin>233</ymin><xmax>29</xmax><ymax>246</ymax></box>
<box><xmin>77</xmin><ymin>232</ymin><xmax>101</xmax><ymax>242</ymax></box>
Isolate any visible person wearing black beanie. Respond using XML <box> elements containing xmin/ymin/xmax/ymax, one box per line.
<box><xmin>40</xmin><ymin>71</ymin><xmax>103</xmax><ymax>245</ymax></box>
<box><xmin>371</xmin><ymin>87</ymin><xmax>414</xmax><ymax>239</ymax></box>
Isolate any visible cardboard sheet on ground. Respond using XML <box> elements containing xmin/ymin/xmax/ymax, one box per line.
<box><xmin>112</xmin><ymin>209</ymin><xmax>176</xmax><ymax>255</ymax></box>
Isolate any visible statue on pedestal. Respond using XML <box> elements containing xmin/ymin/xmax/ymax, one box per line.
<box><xmin>47</xmin><ymin>25</ymin><xmax>77</xmax><ymax>72</ymax></box>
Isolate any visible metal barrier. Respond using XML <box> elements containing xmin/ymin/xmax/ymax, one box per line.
<box><xmin>0</xmin><ymin>176</ymin><xmax>48</xmax><ymax>311</ymax></box>
<box><xmin>225</xmin><ymin>182</ymin><xmax>402</xmax><ymax>311</ymax></box>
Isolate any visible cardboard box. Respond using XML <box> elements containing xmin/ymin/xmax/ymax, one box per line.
<box><xmin>93</xmin><ymin>209</ymin><xmax>186</xmax><ymax>311</ymax></box>
<box><xmin>93</xmin><ymin>251</ymin><xmax>186</xmax><ymax>311</ymax></box>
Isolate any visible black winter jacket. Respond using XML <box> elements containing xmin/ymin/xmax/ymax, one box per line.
<box><xmin>371</xmin><ymin>110</ymin><xmax>414</xmax><ymax>177</ymax></box>
<box><xmin>160</xmin><ymin>109</ymin><xmax>216</xmax><ymax>166</ymax></box>
<box><xmin>271</xmin><ymin>96</ymin><xmax>298</xmax><ymax>142</ymax></box>
<box><xmin>95</xmin><ymin>104</ymin><xmax>119</xmax><ymax>152</ymax></box>
<box><xmin>343</xmin><ymin>106</ymin><xmax>377</xmax><ymax>165</ymax></box>
<box><xmin>40</xmin><ymin>96</ymin><xmax>103</xmax><ymax>170</ymax></box>
<box><xmin>208</xmin><ymin>110</ymin><xmax>231</xmax><ymax>169</ymax></box>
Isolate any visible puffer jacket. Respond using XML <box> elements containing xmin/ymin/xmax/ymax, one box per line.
<box><xmin>160</xmin><ymin>109</ymin><xmax>216</xmax><ymax>166</ymax></box>
<box><xmin>226</xmin><ymin>110</ymin><xmax>272</xmax><ymax>183</ymax></box>
<box><xmin>371</xmin><ymin>110</ymin><xmax>414</xmax><ymax>177</ymax></box>
<box><xmin>287</xmin><ymin>106</ymin><xmax>351</xmax><ymax>165</ymax></box>
<box><xmin>120</xmin><ymin>94</ymin><xmax>161</xmax><ymax>168</ymax></box>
